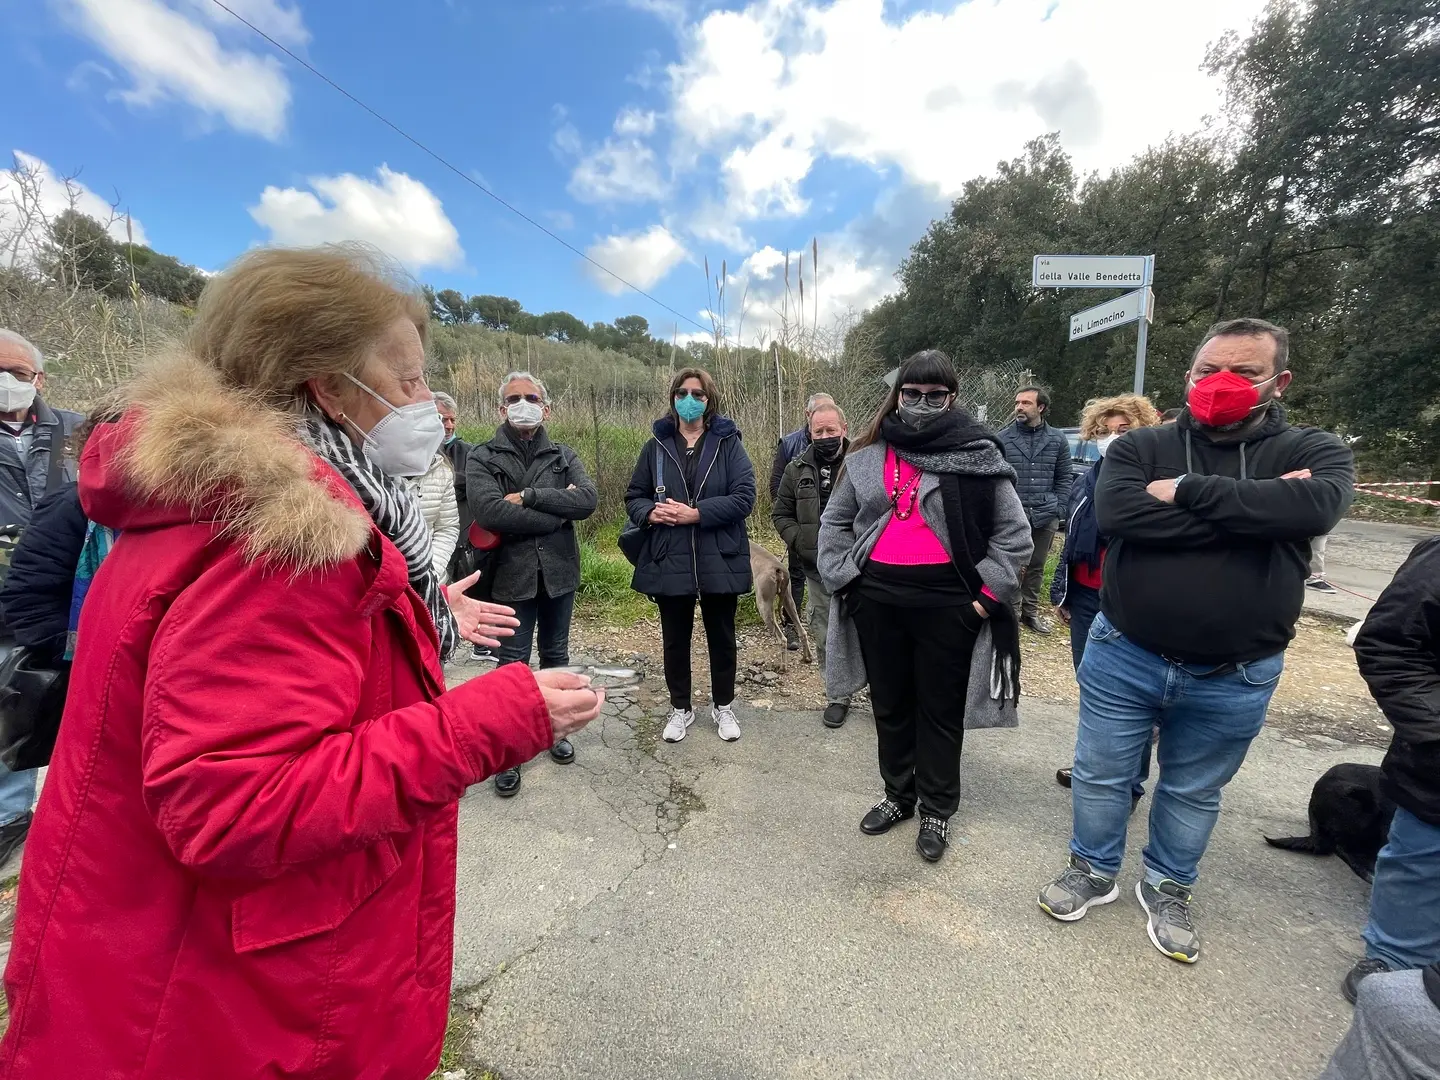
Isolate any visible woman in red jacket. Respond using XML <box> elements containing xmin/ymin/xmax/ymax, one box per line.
<box><xmin>0</xmin><ymin>245</ymin><xmax>604</xmax><ymax>1080</ymax></box>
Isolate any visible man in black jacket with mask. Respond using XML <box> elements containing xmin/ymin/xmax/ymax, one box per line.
<box><xmin>1038</xmin><ymin>317</ymin><xmax>1354</xmax><ymax>965</ymax></box>
<box><xmin>1343</xmin><ymin>536</ymin><xmax>1440</xmax><ymax>1005</ymax></box>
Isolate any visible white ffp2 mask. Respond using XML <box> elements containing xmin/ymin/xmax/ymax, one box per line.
<box><xmin>0</xmin><ymin>372</ymin><xmax>36</xmax><ymax>415</ymax></box>
<box><xmin>345</xmin><ymin>375</ymin><xmax>445</xmax><ymax>478</ymax></box>
<box><xmin>506</xmin><ymin>399</ymin><xmax>544</xmax><ymax>428</ymax></box>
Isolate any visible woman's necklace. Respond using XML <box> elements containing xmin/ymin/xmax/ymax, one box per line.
<box><xmin>890</xmin><ymin>461</ymin><xmax>921</xmax><ymax>519</ymax></box>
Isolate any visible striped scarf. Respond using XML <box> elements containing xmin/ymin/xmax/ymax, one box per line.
<box><xmin>300</xmin><ymin>414</ymin><xmax>457</xmax><ymax>663</ymax></box>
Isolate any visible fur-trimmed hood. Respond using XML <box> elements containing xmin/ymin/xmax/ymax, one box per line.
<box><xmin>79</xmin><ymin>351</ymin><xmax>372</xmax><ymax>571</ymax></box>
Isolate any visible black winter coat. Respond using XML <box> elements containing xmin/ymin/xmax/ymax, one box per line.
<box><xmin>625</xmin><ymin>415</ymin><xmax>755</xmax><ymax>597</ymax></box>
<box><xmin>772</xmin><ymin>442</ymin><xmax>844</xmax><ymax>576</ymax></box>
<box><xmin>1355</xmin><ymin>536</ymin><xmax>1440</xmax><ymax>827</ymax></box>
<box><xmin>996</xmin><ymin>419</ymin><xmax>1073</xmax><ymax>529</ymax></box>
<box><xmin>0</xmin><ymin>482</ymin><xmax>87</xmax><ymax>661</ymax></box>
<box><xmin>0</xmin><ymin>396</ymin><xmax>81</xmax><ymax>532</ymax></box>
<box><xmin>442</xmin><ymin>436</ymin><xmax>474</xmax><ymax>582</ymax></box>
<box><xmin>467</xmin><ymin>426</ymin><xmax>598</xmax><ymax>603</ymax></box>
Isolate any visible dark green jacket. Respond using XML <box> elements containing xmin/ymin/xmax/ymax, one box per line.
<box><xmin>466</xmin><ymin>426</ymin><xmax>597</xmax><ymax>602</ymax></box>
<box><xmin>772</xmin><ymin>442</ymin><xmax>844</xmax><ymax>575</ymax></box>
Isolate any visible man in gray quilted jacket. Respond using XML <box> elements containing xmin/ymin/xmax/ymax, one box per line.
<box><xmin>996</xmin><ymin>385</ymin><xmax>1072</xmax><ymax>634</ymax></box>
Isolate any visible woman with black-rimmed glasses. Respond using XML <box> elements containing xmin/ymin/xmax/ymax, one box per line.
<box><xmin>624</xmin><ymin>367</ymin><xmax>755</xmax><ymax>744</ymax></box>
<box><xmin>817</xmin><ymin>350</ymin><xmax>1031</xmax><ymax>863</ymax></box>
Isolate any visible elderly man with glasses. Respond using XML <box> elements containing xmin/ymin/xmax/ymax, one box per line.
<box><xmin>0</xmin><ymin>329</ymin><xmax>82</xmax><ymax>867</ymax></box>
<box><xmin>467</xmin><ymin>371</ymin><xmax>598</xmax><ymax>798</ymax></box>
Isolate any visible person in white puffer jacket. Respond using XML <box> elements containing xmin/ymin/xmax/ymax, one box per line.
<box><xmin>411</xmin><ymin>449</ymin><xmax>460</xmax><ymax>583</ymax></box>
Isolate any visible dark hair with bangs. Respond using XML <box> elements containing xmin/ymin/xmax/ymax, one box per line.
<box><xmin>853</xmin><ymin>349</ymin><xmax>959</xmax><ymax>451</ymax></box>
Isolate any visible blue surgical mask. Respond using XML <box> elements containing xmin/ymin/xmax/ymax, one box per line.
<box><xmin>674</xmin><ymin>395</ymin><xmax>706</xmax><ymax>423</ymax></box>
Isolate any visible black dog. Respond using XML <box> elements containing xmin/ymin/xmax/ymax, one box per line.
<box><xmin>1265</xmin><ymin>763</ymin><xmax>1395</xmax><ymax>883</ymax></box>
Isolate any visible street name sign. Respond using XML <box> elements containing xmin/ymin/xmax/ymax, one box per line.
<box><xmin>1032</xmin><ymin>254</ymin><xmax>1151</xmax><ymax>289</ymax></box>
<box><xmin>1069</xmin><ymin>287</ymin><xmax>1154</xmax><ymax>342</ymax></box>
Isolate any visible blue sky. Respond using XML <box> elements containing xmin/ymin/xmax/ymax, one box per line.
<box><xmin>2</xmin><ymin>0</ymin><xmax>1269</xmax><ymax>344</ymax></box>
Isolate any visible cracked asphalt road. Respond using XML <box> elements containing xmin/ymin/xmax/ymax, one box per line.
<box><xmin>444</xmin><ymin>662</ymin><xmax>1382</xmax><ymax>1080</ymax></box>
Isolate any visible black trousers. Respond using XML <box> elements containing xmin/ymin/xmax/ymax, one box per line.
<box><xmin>781</xmin><ymin>548</ymin><xmax>806</xmax><ymax>628</ymax></box>
<box><xmin>851</xmin><ymin>593</ymin><xmax>981</xmax><ymax>819</ymax></box>
<box><xmin>655</xmin><ymin>593</ymin><xmax>739</xmax><ymax>710</ymax></box>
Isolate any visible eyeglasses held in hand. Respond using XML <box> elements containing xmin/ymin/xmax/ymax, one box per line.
<box><xmin>899</xmin><ymin>388</ymin><xmax>952</xmax><ymax>408</ymax></box>
<box><xmin>504</xmin><ymin>393</ymin><xmax>544</xmax><ymax>405</ymax></box>
<box><xmin>673</xmin><ymin>389</ymin><xmax>708</xmax><ymax>401</ymax></box>
<box><xmin>553</xmin><ymin>666</ymin><xmax>642</xmax><ymax>694</ymax></box>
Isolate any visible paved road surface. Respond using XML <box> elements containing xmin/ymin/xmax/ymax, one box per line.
<box><xmin>1303</xmin><ymin>518</ymin><xmax>1436</xmax><ymax>622</ymax></box>
<box><xmin>448</xmin><ymin>672</ymin><xmax>1382</xmax><ymax>1080</ymax></box>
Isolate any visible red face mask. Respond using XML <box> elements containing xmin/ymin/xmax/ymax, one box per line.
<box><xmin>1186</xmin><ymin>370</ymin><xmax>1278</xmax><ymax>427</ymax></box>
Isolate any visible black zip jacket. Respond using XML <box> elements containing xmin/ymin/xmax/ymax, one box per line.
<box><xmin>1096</xmin><ymin>407</ymin><xmax>1353</xmax><ymax>664</ymax></box>
<box><xmin>1354</xmin><ymin>536</ymin><xmax>1440</xmax><ymax>827</ymax></box>
<box><xmin>624</xmin><ymin>415</ymin><xmax>755</xmax><ymax>597</ymax></box>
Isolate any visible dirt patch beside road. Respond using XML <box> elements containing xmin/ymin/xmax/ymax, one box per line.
<box><xmin>566</xmin><ymin>608</ymin><xmax>1389</xmax><ymax>751</ymax></box>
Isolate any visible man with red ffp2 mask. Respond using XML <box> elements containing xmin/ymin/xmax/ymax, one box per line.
<box><xmin>1036</xmin><ymin>317</ymin><xmax>1354</xmax><ymax>965</ymax></box>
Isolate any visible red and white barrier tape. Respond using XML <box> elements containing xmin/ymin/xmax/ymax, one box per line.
<box><xmin>1354</xmin><ymin>482</ymin><xmax>1440</xmax><ymax>508</ymax></box>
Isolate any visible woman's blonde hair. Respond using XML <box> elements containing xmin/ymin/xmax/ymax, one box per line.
<box><xmin>1078</xmin><ymin>393</ymin><xmax>1161</xmax><ymax>441</ymax></box>
<box><xmin>188</xmin><ymin>244</ymin><xmax>428</xmax><ymax>412</ymax></box>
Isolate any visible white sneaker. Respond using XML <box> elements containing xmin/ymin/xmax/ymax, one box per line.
<box><xmin>713</xmin><ymin>702</ymin><xmax>741</xmax><ymax>742</ymax></box>
<box><xmin>662</xmin><ymin>708</ymin><xmax>694</xmax><ymax>743</ymax></box>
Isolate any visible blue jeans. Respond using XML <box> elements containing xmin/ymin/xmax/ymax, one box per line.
<box><xmin>1067</xmin><ymin>584</ymin><xmax>1151</xmax><ymax>800</ymax></box>
<box><xmin>1363</xmin><ymin>807</ymin><xmax>1440</xmax><ymax>971</ymax></box>
<box><xmin>0</xmin><ymin>761</ymin><xmax>35</xmax><ymax>826</ymax></box>
<box><xmin>495</xmin><ymin>589</ymin><xmax>576</xmax><ymax>670</ymax></box>
<box><xmin>1070</xmin><ymin>612</ymin><xmax>1284</xmax><ymax>885</ymax></box>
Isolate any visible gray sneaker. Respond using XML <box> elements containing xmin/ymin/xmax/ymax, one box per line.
<box><xmin>1137</xmin><ymin>879</ymin><xmax>1200</xmax><ymax>963</ymax></box>
<box><xmin>1038</xmin><ymin>854</ymin><xmax>1120</xmax><ymax>921</ymax></box>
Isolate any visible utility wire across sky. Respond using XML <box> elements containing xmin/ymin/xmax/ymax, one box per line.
<box><xmin>208</xmin><ymin>0</ymin><xmax>716</xmax><ymax>339</ymax></box>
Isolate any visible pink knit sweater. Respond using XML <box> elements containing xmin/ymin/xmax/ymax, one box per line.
<box><xmin>870</xmin><ymin>447</ymin><xmax>951</xmax><ymax>565</ymax></box>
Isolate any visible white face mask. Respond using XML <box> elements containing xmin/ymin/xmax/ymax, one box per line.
<box><xmin>345</xmin><ymin>375</ymin><xmax>445</xmax><ymax>478</ymax></box>
<box><xmin>506</xmin><ymin>399</ymin><xmax>545</xmax><ymax>429</ymax></box>
<box><xmin>0</xmin><ymin>372</ymin><xmax>36</xmax><ymax>415</ymax></box>
<box><xmin>1095</xmin><ymin>433</ymin><xmax>1120</xmax><ymax>456</ymax></box>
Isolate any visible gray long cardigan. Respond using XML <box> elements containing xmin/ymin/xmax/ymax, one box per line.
<box><xmin>816</xmin><ymin>439</ymin><xmax>1034</xmax><ymax>728</ymax></box>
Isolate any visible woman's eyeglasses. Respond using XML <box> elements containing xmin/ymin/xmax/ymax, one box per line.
<box><xmin>673</xmin><ymin>389</ymin><xmax>708</xmax><ymax>402</ymax></box>
<box><xmin>504</xmin><ymin>393</ymin><xmax>544</xmax><ymax>405</ymax></box>
<box><xmin>899</xmin><ymin>388</ymin><xmax>952</xmax><ymax>408</ymax></box>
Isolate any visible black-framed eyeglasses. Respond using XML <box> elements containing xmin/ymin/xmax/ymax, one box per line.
<box><xmin>504</xmin><ymin>393</ymin><xmax>543</xmax><ymax>405</ymax></box>
<box><xmin>674</xmin><ymin>389</ymin><xmax>708</xmax><ymax>402</ymax></box>
<box><xmin>899</xmin><ymin>388</ymin><xmax>951</xmax><ymax>408</ymax></box>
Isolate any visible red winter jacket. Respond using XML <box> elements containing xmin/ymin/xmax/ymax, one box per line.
<box><xmin>0</xmin><ymin>354</ymin><xmax>554</xmax><ymax>1079</ymax></box>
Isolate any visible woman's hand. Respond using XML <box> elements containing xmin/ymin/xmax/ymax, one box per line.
<box><xmin>647</xmin><ymin>504</ymin><xmax>672</xmax><ymax>526</ymax></box>
<box><xmin>535</xmin><ymin>668</ymin><xmax>605</xmax><ymax>740</ymax></box>
<box><xmin>445</xmin><ymin>573</ymin><xmax>520</xmax><ymax>648</ymax></box>
<box><xmin>972</xmin><ymin>600</ymin><xmax>991</xmax><ymax>620</ymax></box>
<box><xmin>1056</xmin><ymin>606</ymin><xmax>1071</xmax><ymax>626</ymax></box>
<box><xmin>666</xmin><ymin>501</ymin><xmax>701</xmax><ymax>525</ymax></box>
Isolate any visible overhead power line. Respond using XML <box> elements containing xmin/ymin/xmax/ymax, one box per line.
<box><xmin>208</xmin><ymin>0</ymin><xmax>712</xmax><ymax>337</ymax></box>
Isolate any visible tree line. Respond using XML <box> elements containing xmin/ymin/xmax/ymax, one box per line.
<box><xmin>421</xmin><ymin>287</ymin><xmax>675</xmax><ymax>365</ymax></box>
<box><xmin>847</xmin><ymin>0</ymin><xmax>1438</xmax><ymax>472</ymax></box>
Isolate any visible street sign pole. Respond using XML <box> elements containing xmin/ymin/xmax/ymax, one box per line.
<box><xmin>1133</xmin><ymin>316</ymin><xmax>1148</xmax><ymax>395</ymax></box>
<box><xmin>1132</xmin><ymin>255</ymin><xmax>1155</xmax><ymax>395</ymax></box>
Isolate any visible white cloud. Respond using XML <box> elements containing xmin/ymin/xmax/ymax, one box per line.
<box><xmin>614</xmin><ymin>108</ymin><xmax>658</xmax><ymax>137</ymax></box>
<box><xmin>585</xmin><ymin>225</ymin><xmax>688</xmax><ymax>295</ymax></box>
<box><xmin>0</xmin><ymin>151</ymin><xmax>148</xmax><ymax>268</ymax></box>
<box><xmin>662</xmin><ymin>0</ymin><xmax>1268</xmax><ymax>245</ymax></box>
<box><xmin>58</xmin><ymin>0</ymin><xmax>299</xmax><ymax>139</ymax></box>
<box><xmin>560</xmin><ymin>109</ymin><xmax>670</xmax><ymax>204</ymax></box>
<box><xmin>176</xmin><ymin>0</ymin><xmax>309</xmax><ymax>47</ymax></box>
<box><xmin>724</xmin><ymin>234</ymin><xmax>889</xmax><ymax>346</ymax></box>
<box><xmin>249</xmin><ymin>166</ymin><xmax>464</xmax><ymax>271</ymax></box>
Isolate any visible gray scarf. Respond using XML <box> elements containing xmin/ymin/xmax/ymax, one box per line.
<box><xmin>300</xmin><ymin>413</ymin><xmax>457</xmax><ymax>663</ymax></box>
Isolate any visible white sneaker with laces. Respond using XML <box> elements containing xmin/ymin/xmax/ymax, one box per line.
<box><xmin>662</xmin><ymin>707</ymin><xmax>694</xmax><ymax>743</ymax></box>
<box><xmin>714</xmin><ymin>702</ymin><xmax>741</xmax><ymax>742</ymax></box>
